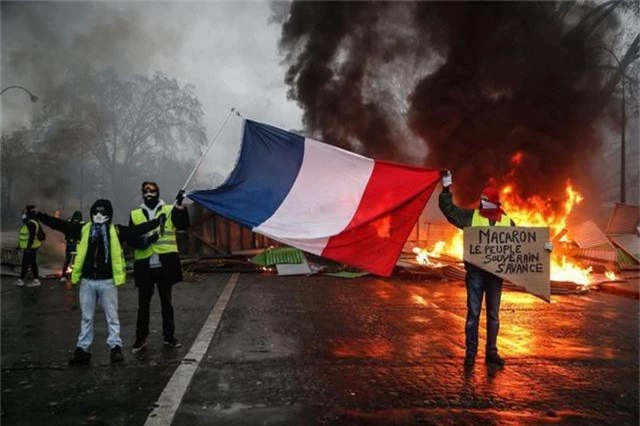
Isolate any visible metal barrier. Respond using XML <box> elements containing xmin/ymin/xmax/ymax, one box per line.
<box><xmin>1</xmin><ymin>247</ymin><xmax>23</xmax><ymax>266</ymax></box>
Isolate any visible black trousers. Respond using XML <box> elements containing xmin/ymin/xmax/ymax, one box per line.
<box><xmin>135</xmin><ymin>267</ymin><xmax>175</xmax><ymax>340</ymax></box>
<box><xmin>20</xmin><ymin>249</ymin><xmax>39</xmax><ymax>279</ymax></box>
<box><xmin>62</xmin><ymin>244</ymin><xmax>77</xmax><ymax>277</ymax></box>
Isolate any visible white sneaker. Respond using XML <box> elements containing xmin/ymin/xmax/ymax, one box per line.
<box><xmin>60</xmin><ymin>277</ymin><xmax>67</xmax><ymax>283</ymax></box>
<box><xmin>26</xmin><ymin>279</ymin><xmax>41</xmax><ymax>288</ymax></box>
<box><xmin>14</xmin><ymin>279</ymin><xmax>25</xmax><ymax>287</ymax></box>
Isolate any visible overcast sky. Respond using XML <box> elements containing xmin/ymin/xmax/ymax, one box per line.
<box><xmin>1</xmin><ymin>1</ymin><xmax>302</xmax><ymax>182</ymax></box>
<box><xmin>2</xmin><ymin>1</ymin><xmax>638</xmax><ymax>204</ymax></box>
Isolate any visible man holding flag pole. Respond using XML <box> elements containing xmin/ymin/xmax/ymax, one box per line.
<box><xmin>129</xmin><ymin>182</ymin><xmax>190</xmax><ymax>353</ymax></box>
<box><xmin>128</xmin><ymin>108</ymin><xmax>238</xmax><ymax>354</ymax></box>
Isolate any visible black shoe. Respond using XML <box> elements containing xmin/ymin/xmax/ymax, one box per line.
<box><xmin>131</xmin><ymin>337</ymin><xmax>147</xmax><ymax>354</ymax></box>
<box><xmin>485</xmin><ymin>354</ymin><xmax>505</xmax><ymax>367</ymax></box>
<box><xmin>464</xmin><ymin>354</ymin><xmax>476</xmax><ymax>367</ymax></box>
<box><xmin>69</xmin><ymin>347</ymin><xmax>91</xmax><ymax>366</ymax></box>
<box><xmin>110</xmin><ymin>345</ymin><xmax>124</xmax><ymax>363</ymax></box>
<box><xmin>163</xmin><ymin>337</ymin><xmax>182</xmax><ymax>348</ymax></box>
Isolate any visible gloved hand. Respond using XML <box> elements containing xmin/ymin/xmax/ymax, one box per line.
<box><xmin>157</xmin><ymin>213</ymin><xmax>167</xmax><ymax>227</ymax></box>
<box><xmin>176</xmin><ymin>189</ymin><xmax>185</xmax><ymax>206</ymax></box>
<box><xmin>145</xmin><ymin>232</ymin><xmax>160</xmax><ymax>246</ymax></box>
<box><xmin>544</xmin><ymin>242</ymin><xmax>553</xmax><ymax>252</ymax></box>
<box><xmin>440</xmin><ymin>169</ymin><xmax>452</xmax><ymax>187</ymax></box>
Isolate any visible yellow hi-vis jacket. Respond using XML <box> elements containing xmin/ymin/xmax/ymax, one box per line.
<box><xmin>71</xmin><ymin>222</ymin><xmax>126</xmax><ymax>286</ymax></box>
<box><xmin>18</xmin><ymin>219</ymin><xmax>42</xmax><ymax>249</ymax></box>
<box><xmin>130</xmin><ymin>204</ymin><xmax>177</xmax><ymax>260</ymax></box>
<box><xmin>471</xmin><ymin>210</ymin><xmax>512</xmax><ymax>227</ymax></box>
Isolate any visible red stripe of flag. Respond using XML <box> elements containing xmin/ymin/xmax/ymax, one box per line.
<box><xmin>321</xmin><ymin>162</ymin><xmax>440</xmax><ymax>276</ymax></box>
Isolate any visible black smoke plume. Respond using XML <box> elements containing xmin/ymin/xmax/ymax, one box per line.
<box><xmin>278</xmin><ymin>1</ymin><xmax>628</xmax><ymax>205</ymax></box>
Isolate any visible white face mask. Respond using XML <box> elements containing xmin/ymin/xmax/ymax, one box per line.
<box><xmin>92</xmin><ymin>213</ymin><xmax>109</xmax><ymax>224</ymax></box>
<box><xmin>480</xmin><ymin>199</ymin><xmax>499</xmax><ymax>210</ymax></box>
<box><xmin>22</xmin><ymin>214</ymin><xmax>27</xmax><ymax>220</ymax></box>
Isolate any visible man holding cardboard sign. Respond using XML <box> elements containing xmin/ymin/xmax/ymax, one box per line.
<box><xmin>439</xmin><ymin>170</ymin><xmax>552</xmax><ymax>368</ymax></box>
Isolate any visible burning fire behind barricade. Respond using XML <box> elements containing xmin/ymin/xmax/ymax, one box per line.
<box><xmin>409</xmin><ymin>152</ymin><xmax>619</xmax><ymax>295</ymax></box>
<box><xmin>277</xmin><ymin>2</ymin><xmax>636</xmax><ymax>292</ymax></box>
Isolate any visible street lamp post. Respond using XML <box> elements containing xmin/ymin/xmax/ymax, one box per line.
<box><xmin>0</xmin><ymin>85</ymin><xmax>38</xmax><ymax>103</ymax></box>
<box><xmin>621</xmin><ymin>77</ymin><xmax>626</xmax><ymax>204</ymax></box>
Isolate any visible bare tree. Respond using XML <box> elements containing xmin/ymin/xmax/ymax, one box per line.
<box><xmin>1</xmin><ymin>129</ymin><xmax>31</xmax><ymax>221</ymax></box>
<box><xmin>39</xmin><ymin>69</ymin><xmax>207</xmax><ymax>215</ymax></box>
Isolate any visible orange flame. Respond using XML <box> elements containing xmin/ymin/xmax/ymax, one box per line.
<box><xmin>412</xmin><ymin>235</ymin><xmax>463</xmax><ymax>267</ymax></box>
<box><xmin>500</xmin><ymin>180</ymin><xmax>591</xmax><ymax>284</ymax></box>
<box><xmin>500</xmin><ymin>180</ymin><xmax>583</xmax><ymax>237</ymax></box>
<box><xmin>511</xmin><ymin>151</ymin><xmax>523</xmax><ymax>166</ymax></box>
<box><xmin>604</xmin><ymin>271</ymin><xmax>617</xmax><ymax>281</ymax></box>
<box><xmin>414</xmin><ymin>157</ymin><xmax>596</xmax><ymax>285</ymax></box>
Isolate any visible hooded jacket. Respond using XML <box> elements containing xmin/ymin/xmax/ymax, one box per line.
<box><xmin>66</xmin><ymin>211</ymin><xmax>84</xmax><ymax>244</ymax></box>
<box><xmin>37</xmin><ymin>199</ymin><xmax>160</xmax><ymax>281</ymax></box>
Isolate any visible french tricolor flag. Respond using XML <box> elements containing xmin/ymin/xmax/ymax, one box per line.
<box><xmin>188</xmin><ymin>120</ymin><xmax>440</xmax><ymax>276</ymax></box>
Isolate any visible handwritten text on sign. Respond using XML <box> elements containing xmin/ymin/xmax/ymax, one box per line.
<box><xmin>463</xmin><ymin>227</ymin><xmax>550</xmax><ymax>302</ymax></box>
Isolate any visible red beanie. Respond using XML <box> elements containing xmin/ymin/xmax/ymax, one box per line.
<box><xmin>481</xmin><ymin>187</ymin><xmax>501</xmax><ymax>205</ymax></box>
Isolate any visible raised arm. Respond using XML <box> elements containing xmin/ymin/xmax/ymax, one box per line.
<box><xmin>36</xmin><ymin>212</ymin><xmax>82</xmax><ymax>240</ymax></box>
<box><xmin>438</xmin><ymin>187</ymin><xmax>474</xmax><ymax>230</ymax></box>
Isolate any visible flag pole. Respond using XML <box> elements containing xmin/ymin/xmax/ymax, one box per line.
<box><xmin>161</xmin><ymin>107</ymin><xmax>238</xmax><ymax>234</ymax></box>
<box><xmin>181</xmin><ymin>107</ymin><xmax>239</xmax><ymax>191</ymax></box>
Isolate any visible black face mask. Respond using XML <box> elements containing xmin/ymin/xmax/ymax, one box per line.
<box><xmin>143</xmin><ymin>190</ymin><xmax>159</xmax><ymax>208</ymax></box>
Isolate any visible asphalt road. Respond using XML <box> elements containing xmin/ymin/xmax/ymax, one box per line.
<box><xmin>1</xmin><ymin>272</ymin><xmax>638</xmax><ymax>425</ymax></box>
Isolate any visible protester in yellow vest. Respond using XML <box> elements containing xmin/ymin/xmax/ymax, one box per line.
<box><xmin>129</xmin><ymin>181</ymin><xmax>190</xmax><ymax>354</ymax></box>
<box><xmin>438</xmin><ymin>170</ymin><xmax>552</xmax><ymax>368</ymax></box>
<box><xmin>37</xmin><ymin>199</ymin><xmax>164</xmax><ymax>366</ymax></box>
<box><xmin>15</xmin><ymin>205</ymin><xmax>45</xmax><ymax>288</ymax></box>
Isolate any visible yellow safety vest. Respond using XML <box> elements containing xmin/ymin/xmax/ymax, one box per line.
<box><xmin>471</xmin><ymin>210</ymin><xmax>512</xmax><ymax>227</ymax></box>
<box><xmin>18</xmin><ymin>219</ymin><xmax>42</xmax><ymax>249</ymax></box>
<box><xmin>130</xmin><ymin>204</ymin><xmax>177</xmax><ymax>260</ymax></box>
<box><xmin>71</xmin><ymin>222</ymin><xmax>126</xmax><ymax>286</ymax></box>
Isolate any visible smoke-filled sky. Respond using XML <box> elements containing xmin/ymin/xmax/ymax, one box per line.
<box><xmin>1</xmin><ymin>1</ymin><xmax>303</xmax><ymax>181</ymax></box>
<box><xmin>277</xmin><ymin>1</ymin><xmax>638</xmax><ymax>206</ymax></box>
<box><xmin>2</xmin><ymin>1</ymin><xmax>638</xmax><ymax>216</ymax></box>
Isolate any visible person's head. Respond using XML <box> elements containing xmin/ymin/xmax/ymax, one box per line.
<box><xmin>22</xmin><ymin>205</ymin><xmax>36</xmax><ymax>222</ymax></box>
<box><xmin>71</xmin><ymin>210</ymin><xmax>83</xmax><ymax>222</ymax></box>
<box><xmin>480</xmin><ymin>187</ymin><xmax>501</xmax><ymax>210</ymax></box>
<box><xmin>141</xmin><ymin>181</ymin><xmax>160</xmax><ymax>209</ymax></box>
<box><xmin>90</xmin><ymin>199</ymin><xmax>113</xmax><ymax>224</ymax></box>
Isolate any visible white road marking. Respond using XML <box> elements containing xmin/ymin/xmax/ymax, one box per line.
<box><xmin>144</xmin><ymin>273</ymin><xmax>240</xmax><ymax>426</ymax></box>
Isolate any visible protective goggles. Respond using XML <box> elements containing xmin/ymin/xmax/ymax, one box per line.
<box><xmin>92</xmin><ymin>206</ymin><xmax>108</xmax><ymax>214</ymax></box>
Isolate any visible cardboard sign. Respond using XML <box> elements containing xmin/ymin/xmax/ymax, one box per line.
<box><xmin>463</xmin><ymin>227</ymin><xmax>550</xmax><ymax>302</ymax></box>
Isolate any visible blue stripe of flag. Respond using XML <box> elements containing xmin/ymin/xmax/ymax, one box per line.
<box><xmin>188</xmin><ymin>120</ymin><xmax>305</xmax><ymax>228</ymax></box>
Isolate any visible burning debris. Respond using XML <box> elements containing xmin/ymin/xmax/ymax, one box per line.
<box><xmin>403</xmin><ymin>182</ymin><xmax>639</xmax><ymax>295</ymax></box>
<box><xmin>277</xmin><ymin>1</ymin><xmax>637</xmax><ymax>294</ymax></box>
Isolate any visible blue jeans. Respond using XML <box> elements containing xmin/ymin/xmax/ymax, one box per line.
<box><xmin>77</xmin><ymin>279</ymin><xmax>122</xmax><ymax>351</ymax></box>
<box><xmin>464</xmin><ymin>266</ymin><xmax>503</xmax><ymax>358</ymax></box>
